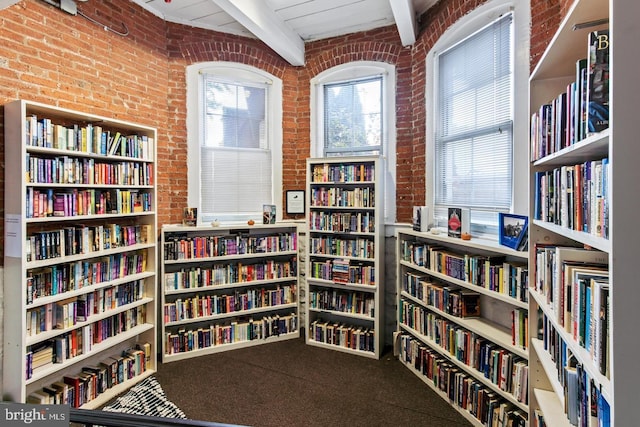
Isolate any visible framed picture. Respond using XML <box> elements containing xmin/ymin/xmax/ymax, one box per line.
<box><xmin>498</xmin><ymin>213</ymin><xmax>528</xmax><ymax>250</ymax></box>
<box><xmin>286</xmin><ymin>190</ymin><xmax>305</xmax><ymax>214</ymax></box>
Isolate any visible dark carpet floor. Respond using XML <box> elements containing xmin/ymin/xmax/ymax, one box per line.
<box><xmin>154</xmin><ymin>336</ymin><xmax>473</xmax><ymax>427</ymax></box>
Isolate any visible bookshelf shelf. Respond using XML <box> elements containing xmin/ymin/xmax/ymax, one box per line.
<box><xmin>160</xmin><ymin>223</ymin><xmax>300</xmax><ymax>363</ymax></box>
<box><xmin>399</xmin><ymin>322</ymin><xmax>528</xmax><ymax>412</ymax></box>
<box><xmin>396</xmin><ymin>228</ymin><xmax>529</xmax><ymax>423</ymax></box>
<box><xmin>526</xmin><ymin>0</ymin><xmax>639</xmax><ymax>425</ymax></box>
<box><xmin>3</xmin><ymin>99</ymin><xmax>158</xmax><ymax>407</ymax></box>
<box><xmin>305</xmin><ymin>156</ymin><xmax>384</xmax><ymax>359</ymax></box>
<box><xmin>397</xmin><ymin>357</ymin><xmax>485</xmax><ymax>427</ymax></box>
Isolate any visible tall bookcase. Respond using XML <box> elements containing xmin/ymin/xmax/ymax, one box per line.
<box><xmin>305</xmin><ymin>156</ymin><xmax>384</xmax><ymax>359</ymax></box>
<box><xmin>396</xmin><ymin>228</ymin><xmax>529</xmax><ymax>426</ymax></box>
<box><xmin>3</xmin><ymin>99</ymin><xmax>157</xmax><ymax>407</ymax></box>
<box><xmin>527</xmin><ymin>0</ymin><xmax>639</xmax><ymax>425</ymax></box>
<box><xmin>160</xmin><ymin>223</ymin><xmax>300</xmax><ymax>362</ymax></box>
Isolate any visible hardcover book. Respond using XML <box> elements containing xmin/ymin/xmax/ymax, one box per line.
<box><xmin>586</xmin><ymin>29</ymin><xmax>609</xmax><ymax>134</ymax></box>
<box><xmin>263</xmin><ymin>204</ymin><xmax>276</xmax><ymax>224</ymax></box>
<box><xmin>412</xmin><ymin>206</ymin><xmax>429</xmax><ymax>232</ymax></box>
<box><xmin>182</xmin><ymin>207</ymin><xmax>197</xmax><ymax>226</ymax></box>
<box><xmin>447</xmin><ymin>208</ymin><xmax>469</xmax><ymax>238</ymax></box>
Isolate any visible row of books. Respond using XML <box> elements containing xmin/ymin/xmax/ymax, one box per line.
<box><xmin>27</xmin><ymin>344</ymin><xmax>151</xmax><ymax>408</ymax></box>
<box><xmin>309</xmin><ymin>186</ymin><xmax>375</xmax><ymax>208</ymax></box>
<box><xmin>164</xmin><ymin>259</ymin><xmax>297</xmax><ymax>291</ymax></box>
<box><xmin>308</xmin><ymin>210</ymin><xmax>375</xmax><ymax>233</ymax></box>
<box><xmin>27</xmin><ymin>251</ymin><xmax>148</xmax><ymax>304</ymax></box>
<box><xmin>399</xmin><ymin>334</ymin><xmax>527</xmax><ymax>426</ymax></box>
<box><xmin>308</xmin><ymin>289</ymin><xmax>375</xmax><ymax>317</ymax></box>
<box><xmin>534</xmin><ymin>245</ymin><xmax>609</xmax><ymax>376</ymax></box>
<box><xmin>30</xmin><ymin>277</ymin><xmax>144</xmax><ymax>316</ymax></box>
<box><xmin>308</xmin><ymin>319</ymin><xmax>375</xmax><ymax>353</ymax></box>
<box><xmin>530</xmin><ymin>30</ymin><xmax>609</xmax><ymax>160</ymax></box>
<box><xmin>26</xmin><ymin>154</ymin><xmax>154</xmax><ymax>186</ymax></box>
<box><xmin>26</xmin><ymin>188</ymin><xmax>153</xmax><ymax>219</ymax></box>
<box><xmin>400</xmin><ymin>301</ymin><xmax>528</xmax><ymax>387</ymax></box>
<box><xmin>26</xmin><ymin>115</ymin><xmax>154</xmax><ymax>161</ymax></box>
<box><xmin>309</xmin><ymin>259</ymin><xmax>376</xmax><ymax>286</ymax></box>
<box><xmin>533</xmin><ymin>159</ymin><xmax>609</xmax><ymax>238</ymax></box>
<box><xmin>27</xmin><ymin>223</ymin><xmax>151</xmax><ymax>262</ymax></box>
<box><xmin>407</xmin><ymin>279</ymin><xmax>481</xmax><ymax>319</ymax></box>
<box><xmin>164</xmin><ymin>313</ymin><xmax>297</xmax><ymax>355</ymax></box>
<box><xmin>163</xmin><ymin>285</ymin><xmax>297</xmax><ymax>323</ymax></box>
<box><xmin>310</xmin><ymin>162</ymin><xmax>375</xmax><ymax>183</ymax></box>
<box><xmin>400</xmin><ymin>240</ymin><xmax>529</xmax><ymax>303</ymax></box>
<box><xmin>309</xmin><ymin>235</ymin><xmax>375</xmax><ymax>259</ymax></box>
<box><xmin>540</xmin><ymin>316</ymin><xmax>610</xmax><ymax>426</ymax></box>
<box><xmin>163</xmin><ymin>232</ymin><xmax>297</xmax><ymax>261</ymax></box>
<box><xmin>27</xmin><ymin>299</ymin><xmax>147</xmax><ymax>337</ymax></box>
<box><xmin>26</xmin><ymin>307</ymin><xmax>147</xmax><ymax>380</ymax></box>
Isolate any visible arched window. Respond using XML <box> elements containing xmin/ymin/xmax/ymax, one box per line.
<box><xmin>186</xmin><ymin>62</ymin><xmax>283</xmax><ymax>224</ymax></box>
<box><xmin>311</xmin><ymin>62</ymin><xmax>397</xmax><ymax>224</ymax></box>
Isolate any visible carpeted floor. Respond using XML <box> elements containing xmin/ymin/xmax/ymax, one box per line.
<box><xmin>154</xmin><ymin>336</ymin><xmax>473</xmax><ymax>427</ymax></box>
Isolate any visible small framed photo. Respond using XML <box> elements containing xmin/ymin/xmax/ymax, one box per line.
<box><xmin>499</xmin><ymin>213</ymin><xmax>528</xmax><ymax>250</ymax></box>
<box><xmin>286</xmin><ymin>190</ymin><xmax>305</xmax><ymax>214</ymax></box>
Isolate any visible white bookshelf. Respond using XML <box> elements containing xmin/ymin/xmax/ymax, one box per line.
<box><xmin>3</xmin><ymin>99</ymin><xmax>157</xmax><ymax>407</ymax></box>
<box><xmin>396</xmin><ymin>227</ymin><xmax>529</xmax><ymax>425</ymax></box>
<box><xmin>160</xmin><ymin>223</ymin><xmax>300</xmax><ymax>363</ymax></box>
<box><xmin>527</xmin><ymin>0</ymin><xmax>640</xmax><ymax>425</ymax></box>
<box><xmin>305</xmin><ymin>156</ymin><xmax>384</xmax><ymax>359</ymax></box>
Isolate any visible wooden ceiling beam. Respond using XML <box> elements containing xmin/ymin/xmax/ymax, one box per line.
<box><xmin>389</xmin><ymin>0</ymin><xmax>417</xmax><ymax>46</ymax></box>
<box><xmin>211</xmin><ymin>0</ymin><xmax>306</xmax><ymax>66</ymax></box>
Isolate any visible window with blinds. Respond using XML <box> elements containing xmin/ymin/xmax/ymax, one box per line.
<box><xmin>434</xmin><ymin>13</ymin><xmax>513</xmax><ymax>231</ymax></box>
<box><xmin>201</xmin><ymin>76</ymin><xmax>272</xmax><ymax>221</ymax></box>
<box><xmin>323</xmin><ymin>76</ymin><xmax>382</xmax><ymax>156</ymax></box>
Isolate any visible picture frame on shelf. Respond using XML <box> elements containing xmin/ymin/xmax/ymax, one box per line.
<box><xmin>498</xmin><ymin>213</ymin><xmax>528</xmax><ymax>250</ymax></box>
<box><xmin>286</xmin><ymin>190</ymin><xmax>305</xmax><ymax>214</ymax></box>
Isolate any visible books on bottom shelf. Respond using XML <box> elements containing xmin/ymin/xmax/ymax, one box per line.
<box><xmin>26</xmin><ymin>342</ymin><xmax>151</xmax><ymax>407</ymax></box>
<box><xmin>164</xmin><ymin>313</ymin><xmax>298</xmax><ymax>355</ymax></box>
<box><xmin>398</xmin><ymin>333</ymin><xmax>527</xmax><ymax>426</ymax></box>
<box><xmin>309</xmin><ymin>319</ymin><xmax>375</xmax><ymax>354</ymax></box>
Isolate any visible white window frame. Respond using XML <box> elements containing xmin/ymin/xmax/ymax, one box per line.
<box><xmin>186</xmin><ymin>62</ymin><xmax>283</xmax><ymax>224</ymax></box>
<box><xmin>311</xmin><ymin>61</ymin><xmax>397</xmax><ymax>225</ymax></box>
<box><xmin>425</xmin><ymin>0</ymin><xmax>530</xmax><ymax>235</ymax></box>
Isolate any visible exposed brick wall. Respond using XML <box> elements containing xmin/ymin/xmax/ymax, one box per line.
<box><xmin>0</xmin><ymin>0</ymin><xmax>170</xmax><ymax>260</ymax></box>
<box><xmin>0</xmin><ymin>0</ymin><xmax>566</xmax><ymax>261</ymax></box>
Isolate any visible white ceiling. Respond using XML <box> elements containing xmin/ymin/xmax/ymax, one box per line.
<box><xmin>131</xmin><ymin>0</ymin><xmax>437</xmax><ymax>65</ymax></box>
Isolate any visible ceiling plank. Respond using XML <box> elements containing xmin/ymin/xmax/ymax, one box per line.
<box><xmin>389</xmin><ymin>0</ymin><xmax>416</xmax><ymax>46</ymax></box>
<box><xmin>211</xmin><ymin>0</ymin><xmax>305</xmax><ymax>66</ymax></box>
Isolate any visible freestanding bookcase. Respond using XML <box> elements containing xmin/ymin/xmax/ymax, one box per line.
<box><xmin>396</xmin><ymin>228</ymin><xmax>529</xmax><ymax>426</ymax></box>
<box><xmin>527</xmin><ymin>0</ymin><xmax>640</xmax><ymax>425</ymax></box>
<box><xmin>160</xmin><ymin>223</ymin><xmax>300</xmax><ymax>362</ymax></box>
<box><xmin>305</xmin><ymin>156</ymin><xmax>384</xmax><ymax>359</ymax></box>
<box><xmin>3</xmin><ymin>99</ymin><xmax>157</xmax><ymax>407</ymax></box>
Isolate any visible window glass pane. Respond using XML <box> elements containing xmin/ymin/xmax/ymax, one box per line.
<box><xmin>435</xmin><ymin>13</ymin><xmax>513</xmax><ymax>227</ymax></box>
<box><xmin>201</xmin><ymin>74</ymin><xmax>272</xmax><ymax>221</ymax></box>
<box><xmin>204</xmin><ymin>79</ymin><xmax>267</xmax><ymax>149</ymax></box>
<box><xmin>324</xmin><ymin>77</ymin><xmax>382</xmax><ymax>155</ymax></box>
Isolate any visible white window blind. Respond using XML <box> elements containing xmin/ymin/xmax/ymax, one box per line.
<box><xmin>201</xmin><ymin>76</ymin><xmax>272</xmax><ymax>221</ymax></box>
<box><xmin>435</xmin><ymin>13</ymin><xmax>513</xmax><ymax>225</ymax></box>
<box><xmin>323</xmin><ymin>76</ymin><xmax>382</xmax><ymax>156</ymax></box>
